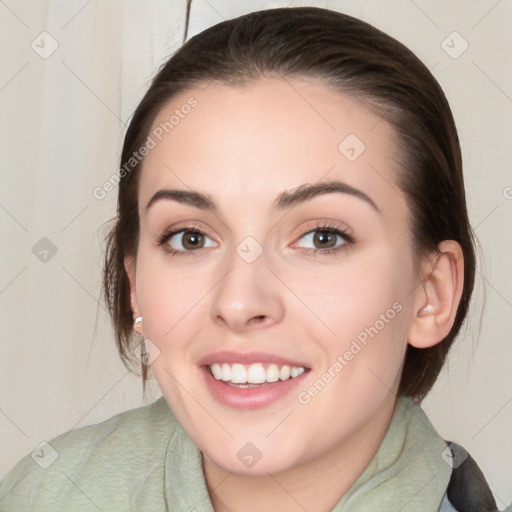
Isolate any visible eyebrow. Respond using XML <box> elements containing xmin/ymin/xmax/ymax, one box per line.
<box><xmin>274</xmin><ymin>180</ymin><xmax>380</xmax><ymax>212</ymax></box>
<box><xmin>145</xmin><ymin>180</ymin><xmax>380</xmax><ymax>213</ymax></box>
<box><xmin>146</xmin><ymin>189</ymin><xmax>216</xmax><ymax>212</ymax></box>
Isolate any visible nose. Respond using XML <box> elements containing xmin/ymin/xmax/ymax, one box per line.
<box><xmin>210</xmin><ymin>248</ymin><xmax>285</xmax><ymax>334</ymax></box>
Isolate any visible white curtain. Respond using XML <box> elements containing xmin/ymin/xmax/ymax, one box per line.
<box><xmin>1</xmin><ymin>0</ymin><xmax>511</xmax><ymax>506</ymax></box>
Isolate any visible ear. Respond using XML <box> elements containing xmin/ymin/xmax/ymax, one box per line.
<box><xmin>124</xmin><ymin>255</ymin><xmax>143</xmax><ymax>336</ymax></box>
<box><xmin>408</xmin><ymin>240</ymin><xmax>464</xmax><ymax>349</ymax></box>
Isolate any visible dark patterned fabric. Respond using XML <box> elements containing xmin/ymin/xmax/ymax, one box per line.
<box><xmin>445</xmin><ymin>441</ymin><xmax>499</xmax><ymax>512</ymax></box>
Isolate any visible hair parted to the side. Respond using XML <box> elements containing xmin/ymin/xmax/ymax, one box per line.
<box><xmin>102</xmin><ymin>7</ymin><xmax>476</xmax><ymax>401</ymax></box>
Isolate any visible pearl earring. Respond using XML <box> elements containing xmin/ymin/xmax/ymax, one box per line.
<box><xmin>423</xmin><ymin>305</ymin><xmax>434</xmax><ymax>313</ymax></box>
<box><xmin>133</xmin><ymin>316</ymin><xmax>143</xmax><ymax>334</ymax></box>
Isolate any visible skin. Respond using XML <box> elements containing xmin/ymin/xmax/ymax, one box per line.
<box><xmin>125</xmin><ymin>77</ymin><xmax>464</xmax><ymax>512</ymax></box>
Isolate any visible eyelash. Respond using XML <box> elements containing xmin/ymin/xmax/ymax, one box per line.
<box><xmin>156</xmin><ymin>223</ymin><xmax>354</xmax><ymax>256</ymax></box>
<box><xmin>157</xmin><ymin>225</ymin><xmax>207</xmax><ymax>256</ymax></box>
<box><xmin>294</xmin><ymin>223</ymin><xmax>354</xmax><ymax>255</ymax></box>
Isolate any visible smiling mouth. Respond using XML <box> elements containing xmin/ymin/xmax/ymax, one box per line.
<box><xmin>208</xmin><ymin>362</ymin><xmax>307</xmax><ymax>387</ymax></box>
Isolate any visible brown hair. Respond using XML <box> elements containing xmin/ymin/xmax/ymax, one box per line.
<box><xmin>103</xmin><ymin>7</ymin><xmax>476</xmax><ymax>400</ymax></box>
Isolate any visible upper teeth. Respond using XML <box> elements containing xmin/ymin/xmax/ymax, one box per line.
<box><xmin>210</xmin><ymin>363</ymin><xmax>305</xmax><ymax>384</ymax></box>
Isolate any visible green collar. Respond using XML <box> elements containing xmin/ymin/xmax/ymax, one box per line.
<box><xmin>332</xmin><ymin>397</ymin><xmax>451</xmax><ymax>511</ymax></box>
<box><xmin>165</xmin><ymin>397</ymin><xmax>451</xmax><ymax>511</ymax></box>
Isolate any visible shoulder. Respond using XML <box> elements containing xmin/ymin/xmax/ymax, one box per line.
<box><xmin>40</xmin><ymin>395</ymin><xmax>177</xmax><ymax>473</ymax></box>
<box><xmin>52</xmin><ymin>395</ymin><xmax>177</xmax><ymax>457</ymax></box>
<box><xmin>0</xmin><ymin>397</ymin><xmax>179</xmax><ymax>511</ymax></box>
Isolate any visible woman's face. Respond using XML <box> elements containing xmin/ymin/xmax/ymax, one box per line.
<box><xmin>128</xmin><ymin>77</ymin><xmax>424</xmax><ymax>475</ymax></box>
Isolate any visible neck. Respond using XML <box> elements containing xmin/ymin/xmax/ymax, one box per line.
<box><xmin>203</xmin><ymin>396</ymin><xmax>396</xmax><ymax>512</ymax></box>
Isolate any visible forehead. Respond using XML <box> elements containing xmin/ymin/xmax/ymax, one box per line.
<box><xmin>139</xmin><ymin>77</ymin><xmax>407</xmax><ymax>218</ymax></box>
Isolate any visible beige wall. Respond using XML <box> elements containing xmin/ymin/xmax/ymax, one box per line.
<box><xmin>0</xmin><ymin>0</ymin><xmax>510</xmax><ymax>506</ymax></box>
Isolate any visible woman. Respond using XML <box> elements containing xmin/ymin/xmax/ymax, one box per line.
<box><xmin>0</xmin><ymin>7</ymin><xmax>506</xmax><ymax>512</ymax></box>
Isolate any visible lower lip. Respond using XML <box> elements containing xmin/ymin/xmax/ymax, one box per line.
<box><xmin>201</xmin><ymin>366</ymin><xmax>308</xmax><ymax>410</ymax></box>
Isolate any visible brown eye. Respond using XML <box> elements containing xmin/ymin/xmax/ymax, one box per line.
<box><xmin>294</xmin><ymin>226</ymin><xmax>352</xmax><ymax>254</ymax></box>
<box><xmin>313</xmin><ymin>230</ymin><xmax>337</xmax><ymax>249</ymax></box>
<box><xmin>182</xmin><ymin>231</ymin><xmax>205</xmax><ymax>250</ymax></box>
<box><xmin>163</xmin><ymin>229</ymin><xmax>216</xmax><ymax>252</ymax></box>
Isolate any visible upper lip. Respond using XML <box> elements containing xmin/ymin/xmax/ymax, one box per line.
<box><xmin>197</xmin><ymin>351</ymin><xmax>309</xmax><ymax>368</ymax></box>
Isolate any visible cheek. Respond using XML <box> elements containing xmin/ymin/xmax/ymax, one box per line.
<box><xmin>287</xmin><ymin>250</ymin><xmax>414</xmax><ymax>393</ymax></box>
<box><xmin>289</xmin><ymin>253</ymin><xmax>410</xmax><ymax>339</ymax></box>
<box><xmin>135</xmin><ymin>260</ymin><xmax>186</xmax><ymax>344</ymax></box>
<box><xmin>134</xmin><ymin>244</ymin><xmax>214</xmax><ymax>337</ymax></box>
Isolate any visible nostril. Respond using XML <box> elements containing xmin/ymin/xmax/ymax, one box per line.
<box><xmin>241</xmin><ymin>315</ymin><xmax>265</xmax><ymax>324</ymax></box>
<box><xmin>248</xmin><ymin>315</ymin><xmax>269</xmax><ymax>326</ymax></box>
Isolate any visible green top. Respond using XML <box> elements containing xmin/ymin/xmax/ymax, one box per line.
<box><xmin>0</xmin><ymin>396</ymin><xmax>451</xmax><ymax>511</ymax></box>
